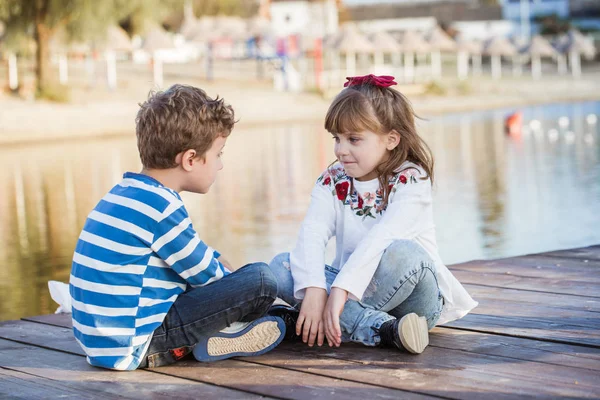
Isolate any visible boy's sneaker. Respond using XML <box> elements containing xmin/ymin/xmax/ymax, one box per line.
<box><xmin>193</xmin><ymin>316</ymin><xmax>286</xmax><ymax>362</ymax></box>
<box><xmin>267</xmin><ymin>304</ymin><xmax>300</xmax><ymax>340</ymax></box>
<box><xmin>378</xmin><ymin>313</ymin><xmax>429</xmax><ymax>354</ymax></box>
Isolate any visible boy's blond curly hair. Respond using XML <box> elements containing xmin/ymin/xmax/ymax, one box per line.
<box><xmin>136</xmin><ymin>84</ymin><xmax>236</xmax><ymax>169</ymax></box>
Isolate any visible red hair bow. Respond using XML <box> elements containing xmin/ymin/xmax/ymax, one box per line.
<box><xmin>344</xmin><ymin>74</ymin><xmax>397</xmax><ymax>88</ymax></box>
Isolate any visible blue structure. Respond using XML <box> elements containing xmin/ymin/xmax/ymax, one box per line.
<box><xmin>501</xmin><ymin>0</ymin><xmax>570</xmax><ymax>21</ymax></box>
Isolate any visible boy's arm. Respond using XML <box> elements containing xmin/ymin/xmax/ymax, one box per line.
<box><xmin>217</xmin><ymin>255</ymin><xmax>236</xmax><ymax>272</ymax></box>
<box><xmin>152</xmin><ymin>205</ymin><xmax>229</xmax><ymax>287</ymax></box>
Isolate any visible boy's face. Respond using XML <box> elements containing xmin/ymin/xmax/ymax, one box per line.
<box><xmin>187</xmin><ymin>135</ymin><xmax>227</xmax><ymax>194</ymax></box>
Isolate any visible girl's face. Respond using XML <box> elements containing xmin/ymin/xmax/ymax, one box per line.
<box><xmin>332</xmin><ymin>130</ymin><xmax>399</xmax><ymax>181</ymax></box>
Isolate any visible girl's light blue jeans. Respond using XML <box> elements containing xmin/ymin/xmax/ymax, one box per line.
<box><xmin>268</xmin><ymin>239</ymin><xmax>444</xmax><ymax>346</ymax></box>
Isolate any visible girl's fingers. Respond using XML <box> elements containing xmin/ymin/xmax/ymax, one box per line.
<box><xmin>308</xmin><ymin>322</ymin><xmax>318</xmax><ymax>346</ymax></box>
<box><xmin>324</xmin><ymin>314</ymin><xmax>334</xmax><ymax>346</ymax></box>
<box><xmin>331</xmin><ymin>314</ymin><xmax>341</xmax><ymax>347</ymax></box>
<box><xmin>302</xmin><ymin>319</ymin><xmax>312</xmax><ymax>343</ymax></box>
<box><xmin>296</xmin><ymin>314</ymin><xmax>305</xmax><ymax>336</ymax></box>
<box><xmin>317</xmin><ymin>320</ymin><xmax>325</xmax><ymax>346</ymax></box>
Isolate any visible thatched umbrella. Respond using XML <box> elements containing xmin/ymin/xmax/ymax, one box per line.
<box><xmin>456</xmin><ymin>39</ymin><xmax>482</xmax><ymax>80</ymax></box>
<box><xmin>368</xmin><ymin>31</ymin><xmax>400</xmax><ymax>71</ymax></box>
<box><xmin>558</xmin><ymin>30</ymin><xmax>596</xmax><ymax>77</ymax></box>
<box><xmin>332</xmin><ymin>28</ymin><xmax>372</xmax><ymax>76</ymax></box>
<box><xmin>484</xmin><ymin>36</ymin><xmax>517</xmax><ymax>79</ymax></box>
<box><xmin>425</xmin><ymin>26</ymin><xmax>456</xmax><ymax>79</ymax></box>
<box><xmin>213</xmin><ymin>16</ymin><xmax>248</xmax><ymax>41</ymax></box>
<box><xmin>143</xmin><ymin>27</ymin><xmax>175</xmax><ymax>87</ymax></box>
<box><xmin>396</xmin><ymin>30</ymin><xmax>430</xmax><ymax>83</ymax></box>
<box><xmin>525</xmin><ymin>35</ymin><xmax>557</xmax><ymax>79</ymax></box>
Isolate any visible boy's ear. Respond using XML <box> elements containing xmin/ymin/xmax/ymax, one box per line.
<box><xmin>387</xmin><ymin>130</ymin><xmax>400</xmax><ymax>150</ymax></box>
<box><xmin>178</xmin><ymin>149</ymin><xmax>203</xmax><ymax>172</ymax></box>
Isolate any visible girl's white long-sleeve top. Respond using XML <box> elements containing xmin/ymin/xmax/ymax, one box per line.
<box><xmin>290</xmin><ymin>162</ymin><xmax>478</xmax><ymax>325</ymax></box>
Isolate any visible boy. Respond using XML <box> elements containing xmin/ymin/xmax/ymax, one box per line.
<box><xmin>69</xmin><ymin>84</ymin><xmax>286</xmax><ymax>370</ymax></box>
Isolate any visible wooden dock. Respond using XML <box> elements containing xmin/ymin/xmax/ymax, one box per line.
<box><xmin>1</xmin><ymin>245</ymin><xmax>599</xmax><ymax>399</ymax></box>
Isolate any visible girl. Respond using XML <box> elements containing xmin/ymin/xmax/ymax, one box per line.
<box><xmin>268</xmin><ymin>74</ymin><xmax>478</xmax><ymax>353</ymax></box>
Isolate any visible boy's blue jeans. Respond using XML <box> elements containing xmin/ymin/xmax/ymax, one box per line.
<box><xmin>268</xmin><ymin>240</ymin><xmax>444</xmax><ymax>346</ymax></box>
<box><xmin>140</xmin><ymin>263</ymin><xmax>278</xmax><ymax>368</ymax></box>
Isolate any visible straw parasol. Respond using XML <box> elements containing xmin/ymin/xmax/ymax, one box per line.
<box><xmin>396</xmin><ymin>30</ymin><xmax>430</xmax><ymax>53</ymax></box>
<box><xmin>143</xmin><ymin>27</ymin><xmax>175</xmax><ymax>52</ymax></box>
<box><xmin>425</xmin><ymin>26</ymin><xmax>455</xmax><ymax>79</ymax></box>
<box><xmin>558</xmin><ymin>30</ymin><xmax>595</xmax><ymax>77</ymax></box>
<box><xmin>368</xmin><ymin>31</ymin><xmax>400</xmax><ymax>53</ymax></box>
<box><xmin>484</xmin><ymin>36</ymin><xmax>517</xmax><ymax>79</ymax></box>
<box><xmin>484</xmin><ymin>36</ymin><xmax>517</xmax><ymax>57</ymax></box>
<box><xmin>368</xmin><ymin>31</ymin><xmax>400</xmax><ymax>69</ymax></box>
<box><xmin>455</xmin><ymin>39</ymin><xmax>482</xmax><ymax>80</ymax></box>
<box><xmin>365</xmin><ymin>31</ymin><xmax>397</xmax><ymax>71</ymax></box>
<box><xmin>395</xmin><ymin>30</ymin><xmax>429</xmax><ymax>82</ymax></box>
<box><xmin>98</xmin><ymin>26</ymin><xmax>133</xmax><ymax>52</ymax></box>
<box><xmin>525</xmin><ymin>35</ymin><xmax>558</xmax><ymax>79</ymax></box>
<box><xmin>213</xmin><ymin>16</ymin><xmax>248</xmax><ymax>41</ymax></box>
<box><xmin>334</xmin><ymin>29</ymin><xmax>372</xmax><ymax>76</ymax></box>
<box><xmin>425</xmin><ymin>26</ymin><xmax>456</xmax><ymax>52</ymax></box>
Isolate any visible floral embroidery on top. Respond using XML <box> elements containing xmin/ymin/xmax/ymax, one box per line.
<box><xmin>316</xmin><ymin>164</ymin><xmax>421</xmax><ymax>219</ymax></box>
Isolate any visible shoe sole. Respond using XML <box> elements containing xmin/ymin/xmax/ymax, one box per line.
<box><xmin>193</xmin><ymin>316</ymin><xmax>286</xmax><ymax>362</ymax></box>
<box><xmin>399</xmin><ymin>313</ymin><xmax>429</xmax><ymax>354</ymax></box>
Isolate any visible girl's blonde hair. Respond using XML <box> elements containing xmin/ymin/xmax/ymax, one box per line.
<box><xmin>324</xmin><ymin>83</ymin><xmax>434</xmax><ymax>207</ymax></box>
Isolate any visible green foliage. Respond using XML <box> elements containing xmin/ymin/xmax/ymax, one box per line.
<box><xmin>457</xmin><ymin>81</ymin><xmax>472</xmax><ymax>95</ymax></box>
<box><xmin>36</xmin><ymin>82</ymin><xmax>70</xmax><ymax>102</ymax></box>
<box><xmin>193</xmin><ymin>0</ymin><xmax>258</xmax><ymax>18</ymax></box>
<box><xmin>0</xmin><ymin>0</ymin><xmax>186</xmax><ymax>96</ymax></box>
<box><xmin>424</xmin><ymin>81</ymin><xmax>447</xmax><ymax>96</ymax></box>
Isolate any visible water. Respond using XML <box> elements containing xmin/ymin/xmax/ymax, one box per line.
<box><xmin>1</xmin><ymin>101</ymin><xmax>598</xmax><ymax>321</ymax></box>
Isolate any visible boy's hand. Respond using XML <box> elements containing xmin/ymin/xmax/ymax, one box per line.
<box><xmin>323</xmin><ymin>288</ymin><xmax>348</xmax><ymax>347</ymax></box>
<box><xmin>297</xmin><ymin>287</ymin><xmax>327</xmax><ymax>347</ymax></box>
<box><xmin>217</xmin><ymin>256</ymin><xmax>235</xmax><ymax>271</ymax></box>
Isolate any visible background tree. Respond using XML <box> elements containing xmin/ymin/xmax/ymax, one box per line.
<box><xmin>0</xmin><ymin>0</ymin><xmax>182</xmax><ymax>96</ymax></box>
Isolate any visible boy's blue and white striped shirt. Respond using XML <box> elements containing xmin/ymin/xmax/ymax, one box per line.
<box><xmin>69</xmin><ymin>172</ymin><xmax>229</xmax><ymax>370</ymax></box>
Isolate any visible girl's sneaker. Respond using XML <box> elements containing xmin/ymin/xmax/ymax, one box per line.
<box><xmin>378</xmin><ymin>313</ymin><xmax>429</xmax><ymax>354</ymax></box>
<box><xmin>193</xmin><ymin>316</ymin><xmax>286</xmax><ymax>362</ymax></box>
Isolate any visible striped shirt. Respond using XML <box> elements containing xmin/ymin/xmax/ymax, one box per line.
<box><xmin>69</xmin><ymin>172</ymin><xmax>229</xmax><ymax>370</ymax></box>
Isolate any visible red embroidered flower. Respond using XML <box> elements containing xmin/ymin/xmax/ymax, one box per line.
<box><xmin>344</xmin><ymin>74</ymin><xmax>397</xmax><ymax>88</ymax></box>
<box><xmin>323</xmin><ymin>176</ymin><xmax>331</xmax><ymax>185</ymax></box>
<box><xmin>357</xmin><ymin>196</ymin><xmax>364</xmax><ymax>209</ymax></box>
<box><xmin>335</xmin><ymin>181</ymin><xmax>350</xmax><ymax>201</ymax></box>
<box><xmin>388</xmin><ymin>184</ymin><xmax>394</xmax><ymax>192</ymax></box>
<box><xmin>399</xmin><ymin>175</ymin><xmax>407</xmax><ymax>184</ymax></box>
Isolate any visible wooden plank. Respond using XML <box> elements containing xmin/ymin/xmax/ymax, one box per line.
<box><xmin>535</xmin><ymin>245</ymin><xmax>600</xmax><ymax>261</ymax></box>
<box><xmin>22</xmin><ymin>314</ymin><xmax>71</xmax><ymax>328</ymax></box>
<box><xmin>7</xmin><ymin>319</ymin><xmax>600</xmax><ymax>399</ymax></box>
<box><xmin>13</xmin><ymin>315</ymin><xmax>600</xmax><ymax>371</ymax></box>
<box><xmin>0</xmin><ymin>339</ymin><xmax>264</xmax><ymax>400</ymax></box>
<box><xmin>430</xmin><ymin>327</ymin><xmax>600</xmax><ymax>372</ymax></box>
<box><xmin>463</xmin><ymin>283</ymin><xmax>600</xmax><ymax>312</ymax></box>
<box><xmin>0</xmin><ymin>368</ymin><xmax>101</xmax><ymax>399</ymax></box>
<box><xmin>451</xmin><ymin>257</ymin><xmax>600</xmax><ymax>281</ymax></box>
<box><xmin>452</xmin><ymin>269</ymin><xmax>600</xmax><ymax>298</ymax></box>
<box><xmin>0</xmin><ymin>320</ymin><xmax>432</xmax><ymax>400</ymax></box>
<box><xmin>247</xmin><ymin>341</ymin><xmax>600</xmax><ymax>400</ymax></box>
<box><xmin>445</xmin><ymin>314</ymin><xmax>600</xmax><ymax>348</ymax></box>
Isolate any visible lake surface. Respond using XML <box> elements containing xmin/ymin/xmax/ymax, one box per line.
<box><xmin>1</xmin><ymin>100</ymin><xmax>598</xmax><ymax>321</ymax></box>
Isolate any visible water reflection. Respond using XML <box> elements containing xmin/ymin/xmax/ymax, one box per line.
<box><xmin>1</xmin><ymin>101</ymin><xmax>599</xmax><ymax>320</ymax></box>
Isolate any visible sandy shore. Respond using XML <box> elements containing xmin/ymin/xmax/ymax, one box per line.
<box><xmin>1</xmin><ymin>63</ymin><xmax>599</xmax><ymax>145</ymax></box>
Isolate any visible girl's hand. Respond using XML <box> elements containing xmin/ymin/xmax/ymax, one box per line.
<box><xmin>297</xmin><ymin>287</ymin><xmax>327</xmax><ymax>347</ymax></box>
<box><xmin>323</xmin><ymin>288</ymin><xmax>348</xmax><ymax>347</ymax></box>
